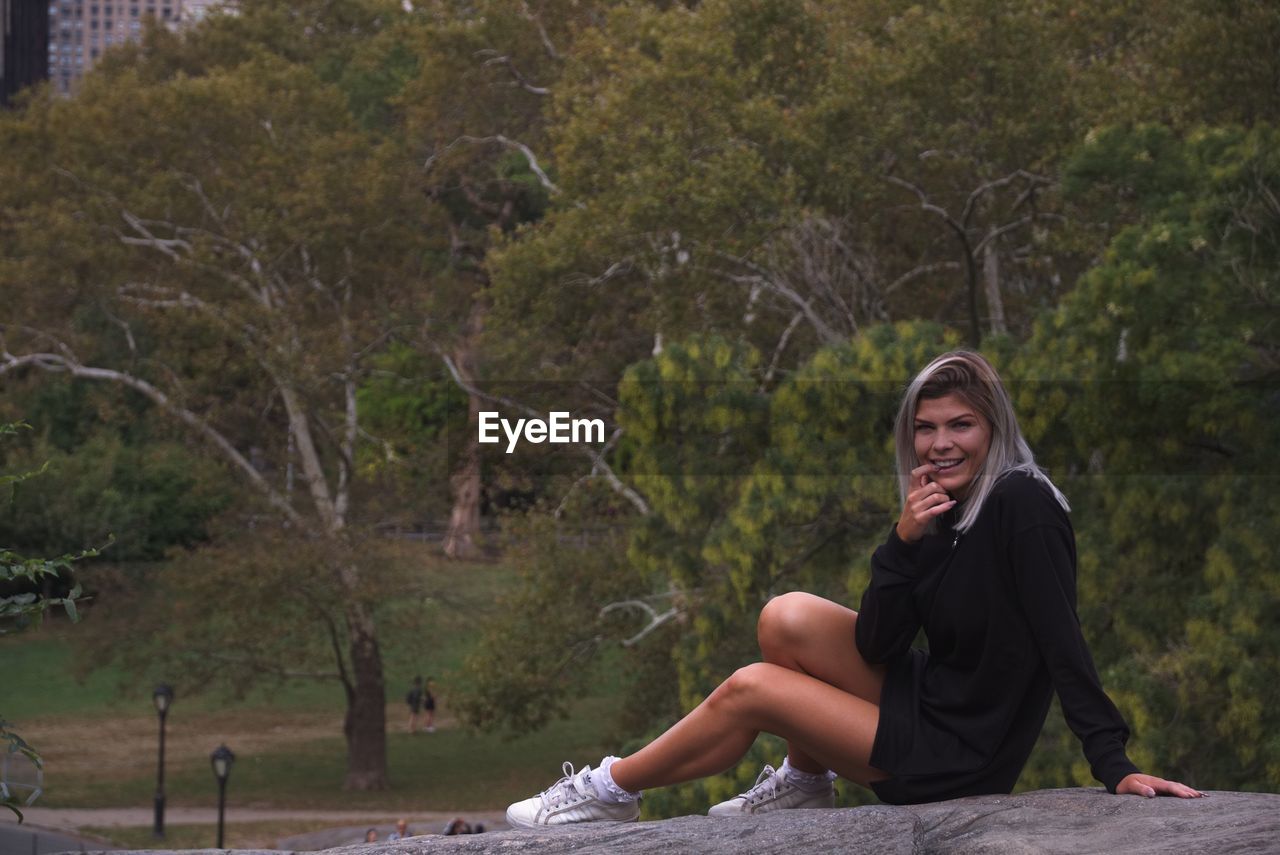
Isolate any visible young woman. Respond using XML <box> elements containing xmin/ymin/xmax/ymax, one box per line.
<box><xmin>506</xmin><ymin>350</ymin><xmax>1203</xmax><ymax>828</ymax></box>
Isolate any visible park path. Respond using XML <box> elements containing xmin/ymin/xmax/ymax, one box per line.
<box><xmin>3</xmin><ymin>808</ymin><xmax>510</xmax><ymax>852</ymax></box>
<box><xmin>8</xmin><ymin>806</ymin><xmax>508</xmax><ymax>830</ymax></box>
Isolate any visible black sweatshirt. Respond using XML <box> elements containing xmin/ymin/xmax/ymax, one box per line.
<box><xmin>855</xmin><ymin>471</ymin><xmax>1140</xmax><ymax>804</ymax></box>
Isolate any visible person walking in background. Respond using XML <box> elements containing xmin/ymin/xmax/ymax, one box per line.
<box><xmin>423</xmin><ymin>676</ymin><xmax>437</xmax><ymax>733</ymax></box>
<box><xmin>386</xmin><ymin>818</ymin><xmax>411</xmax><ymax>840</ymax></box>
<box><xmin>406</xmin><ymin>676</ymin><xmax>424</xmax><ymax>734</ymax></box>
<box><xmin>505</xmin><ymin>350</ymin><xmax>1204</xmax><ymax>828</ymax></box>
<box><xmin>363</xmin><ymin>828</ymin><xmax>378</xmax><ymax>843</ymax></box>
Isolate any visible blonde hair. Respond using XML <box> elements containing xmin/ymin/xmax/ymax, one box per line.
<box><xmin>893</xmin><ymin>350</ymin><xmax>1068</xmax><ymax>533</ymax></box>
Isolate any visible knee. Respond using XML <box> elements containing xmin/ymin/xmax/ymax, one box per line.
<box><xmin>708</xmin><ymin>662</ymin><xmax>773</xmax><ymax>714</ymax></box>
<box><xmin>758</xmin><ymin>592</ymin><xmax>841</xmax><ymax>657</ymax></box>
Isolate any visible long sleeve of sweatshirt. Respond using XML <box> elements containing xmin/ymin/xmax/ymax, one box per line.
<box><xmin>855</xmin><ymin>527</ymin><xmax>927</xmax><ymax>665</ymax></box>
<box><xmin>1011</xmin><ymin>521</ymin><xmax>1141</xmax><ymax>792</ymax></box>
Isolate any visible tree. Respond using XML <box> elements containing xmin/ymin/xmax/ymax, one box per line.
<box><xmin>399</xmin><ymin>0</ymin><xmax>610</xmax><ymax>555</ymax></box>
<box><xmin>1</xmin><ymin>423</ymin><xmax>93</xmax><ymax>820</ymax></box>
<box><xmin>0</xmin><ymin>52</ymin><xmax>430</xmax><ymax>788</ymax></box>
<box><xmin>1014</xmin><ymin>123</ymin><xmax>1280</xmax><ymax>791</ymax></box>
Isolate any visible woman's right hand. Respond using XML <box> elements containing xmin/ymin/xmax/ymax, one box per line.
<box><xmin>896</xmin><ymin>463</ymin><xmax>957</xmax><ymax>543</ymax></box>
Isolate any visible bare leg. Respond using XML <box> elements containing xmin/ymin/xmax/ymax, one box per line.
<box><xmin>609</xmin><ymin>662</ymin><xmax>888</xmax><ymax>793</ymax></box>
<box><xmin>757</xmin><ymin>593</ymin><xmax>886</xmax><ymax>773</ymax></box>
<box><xmin>609</xmin><ymin>592</ymin><xmax>888</xmax><ymax>793</ymax></box>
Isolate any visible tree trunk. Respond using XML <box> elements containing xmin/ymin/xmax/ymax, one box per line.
<box><xmin>444</xmin><ymin>429</ymin><xmax>482</xmax><ymax>560</ymax></box>
<box><xmin>983</xmin><ymin>237</ymin><xmax>1008</xmax><ymax>337</ymax></box>
<box><xmin>341</xmin><ymin>599</ymin><xmax>388</xmax><ymax>790</ymax></box>
<box><xmin>443</xmin><ymin>307</ymin><xmax>484</xmax><ymax>561</ymax></box>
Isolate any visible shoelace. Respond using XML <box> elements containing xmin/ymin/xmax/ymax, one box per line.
<box><xmin>541</xmin><ymin>761</ymin><xmax>590</xmax><ymax>810</ymax></box>
<box><xmin>741</xmin><ymin>764</ymin><xmax>784</xmax><ymax>805</ymax></box>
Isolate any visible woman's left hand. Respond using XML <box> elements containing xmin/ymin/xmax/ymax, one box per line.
<box><xmin>1116</xmin><ymin>772</ymin><xmax>1206</xmax><ymax>798</ymax></box>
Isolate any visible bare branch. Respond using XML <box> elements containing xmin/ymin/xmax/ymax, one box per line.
<box><xmin>0</xmin><ymin>335</ymin><xmax>308</xmax><ymax>530</ymax></box>
<box><xmin>702</xmin><ymin>249</ymin><xmax>844</xmax><ymax>347</ymax></box>
<box><xmin>599</xmin><ymin>594</ymin><xmax>681</xmax><ymax>647</ymax></box>
<box><xmin>477</xmin><ymin>50</ymin><xmax>551</xmax><ymax>96</ymax></box>
<box><xmin>552</xmin><ymin>427</ymin><xmax>626</xmax><ymax>519</ymax></box>
<box><xmin>424</xmin><ymin>135</ymin><xmax>562</xmax><ymax>197</ymax></box>
<box><xmin>884</xmin><ymin>260</ymin><xmax>962</xmax><ymax>294</ymax></box>
<box><xmin>519</xmin><ymin>0</ymin><xmax>562</xmax><ymax>61</ymax></box>
<box><xmin>960</xmin><ymin>169</ymin><xmax>1052</xmax><ymax>227</ymax></box>
<box><xmin>276</xmin><ymin>382</ymin><xmax>339</xmax><ymax>532</ymax></box>
<box><xmin>118</xmin><ymin>209</ymin><xmax>192</xmax><ymax>260</ymax></box>
<box><xmin>884</xmin><ymin>174</ymin><xmax>968</xmax><ymax>238</ymax></box>
<box><xmin>99</xmin><ymin>303</ymin><xmax>138</xmax><ymax>358</ymax></box>
<box><xmin>565</xmin><ymin>259</ymin><xmax>633</xmax><ymax>288</ymax></box>
<box><xmin>762</xmin><ymin>310</ymin><xmax>805</xmax><ymax>389</ymax></box>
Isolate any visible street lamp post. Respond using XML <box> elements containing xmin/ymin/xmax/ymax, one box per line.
<box><xmin>210</xmin><ymin>744</ymin><xmax>235</xmax><ymax>849</ymax></box>
<box><xmin>152</xmin><ymin>684</ymin><xmax>174</xmax><ymax>839</ymax></box>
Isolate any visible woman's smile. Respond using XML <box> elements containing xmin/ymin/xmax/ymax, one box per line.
<box><xmin>913</xmin><ymin>394</ymin><xmax>991</xmax><ymax>500</ymax></box>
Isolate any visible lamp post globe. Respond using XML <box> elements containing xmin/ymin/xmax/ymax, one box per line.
<box><xmin>152</xmin><ymin>684</ymin><xmax>174</xmax><ymax>839</ymax></box>
<box><xmin>210</xmin><ymin>744</ymin><xmax>235</xmax><ymax>849</ymax></box>
<box><xmin>153</xmin><ymin>684</ymin><xmax>174</xmax><ymax>715</ymax></box>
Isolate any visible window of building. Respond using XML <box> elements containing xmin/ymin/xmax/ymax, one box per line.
<box><xmin>130</xmin><ymin>5</ymin><xmax>138</xmax><ymax>16</ymax></box>
<box><xmin>91</xmin><ymin>47</ymin><xmax>99</xmax><ymax>58</ymax></box>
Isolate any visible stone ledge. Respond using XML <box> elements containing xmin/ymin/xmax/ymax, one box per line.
<box><xmin>88</xmin><ymin>788</ymin><xmax>1280</xmax><ymax>855</ymax></box>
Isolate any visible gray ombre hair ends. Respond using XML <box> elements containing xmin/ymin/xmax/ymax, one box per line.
<box><xmin>893</xmin><ymin>350</ymin><xmax>1069</xmax><ymax>533</ymax></box>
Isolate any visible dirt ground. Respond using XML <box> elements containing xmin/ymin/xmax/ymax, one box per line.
<box><xmin>10</xmin><ymin>709</ymin><xmax>505</xmax><ymax>848</ymax></box>
<box><xmin>18</xmin><ymin>708</ymin><xmax>346</xmax><ymax>792</ymax></box>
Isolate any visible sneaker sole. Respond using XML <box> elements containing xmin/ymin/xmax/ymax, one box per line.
<box><xmin>505</xmin><ymin>809</ymin><xmax>640</xmax><ymax>829</ymax></box>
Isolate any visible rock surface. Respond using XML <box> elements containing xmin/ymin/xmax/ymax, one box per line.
<box><xmin>83</xmin><ymin>788</ymin><xmax>1280</xmax><ymax>855</ymax></box>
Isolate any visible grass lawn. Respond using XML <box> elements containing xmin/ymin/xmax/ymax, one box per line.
<box><xmin>1</xmin><ymin>547</ymin><xmax>623</xmax><ymax>814</ymax></box>
<box><xmin>25</xmin><ymin>699</ymin><xmax>617</xmax><ymax>811</ymax></box>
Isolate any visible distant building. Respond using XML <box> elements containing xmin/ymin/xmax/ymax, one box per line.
<box><xmin>46</xmin><ymin>0</ymin><xmax>232</xmax><ymax>96</ymax></box>
<box><xmin>1</xmin><ymin>0</ymin><xmax>50</xmax><ymax>106</ymax></box>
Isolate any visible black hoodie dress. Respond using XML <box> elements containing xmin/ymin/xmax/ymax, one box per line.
<box><xmin>856</xmin><ymin>471</ymin><xmax>1140</xmax><ymax>804</ymax></box>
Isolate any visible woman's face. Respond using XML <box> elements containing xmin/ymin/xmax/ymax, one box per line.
<box><xmin>913</xmin><ymin>393</ymin><xmax>992</xmax><ymax>501</ymax></box>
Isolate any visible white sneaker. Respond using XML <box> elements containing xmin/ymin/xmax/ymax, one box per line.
<box><xmin>506</xmin><ymin>762</ymin><xmax>641</xmax><ymax>828</ymax></box>
<box><xmin>707</xmin><ymin>764</ymin><xmax>835</xmax><ymax>816</ymax></box>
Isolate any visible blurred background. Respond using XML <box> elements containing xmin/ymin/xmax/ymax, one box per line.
<box><xmin>1</xmin><ymin>0</ymin><xmax>1277</xmax><ymax>848</ymax></box>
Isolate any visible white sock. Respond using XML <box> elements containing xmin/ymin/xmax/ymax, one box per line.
<box><xmin>780</xmin><ymin>757</ymin><xmax>836</xmax><ymax>792</ymax></box>
<box><xmin>590</xmin><ymin>755</ymin><xmax>642</xmax><ymax>803</ymax></box>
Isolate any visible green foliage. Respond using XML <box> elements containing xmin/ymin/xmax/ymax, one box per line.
<box><xmin>1</xmin><ymin>423</ymin><xmax>95</xmax><ymax>821</ymax></box>
<box><xmin>4</xmin><ymin>0</ymin><xmax>1280</xmax><ymax>811</ymax></box>
<box><xmin>1014</xmin><ymin>123</ymin><xmax>1280</xmax><ymax>791</ymax></box>
<box><xmin>0</xmin><ymin>433</ymin><xmax>232</xmax><ymax>561</ymax></box>
<box><xmin>619</xmin><ymin>325</ymin><xmax>954</xmax><ymax>710</ymax></box>
<box><xmin>454</xmin><ymin>515</ymin><xmax>661</xmax><ymax>734</ymax></box>
<box><xmin>355</xmin><ymin>342</ymin><xmax>468</xmax><ymax>518</ymax></box>
<box><xmin>0</xmin><ymin>424</ymin><xmax>92</xmax><ymax>634</ymax></box>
